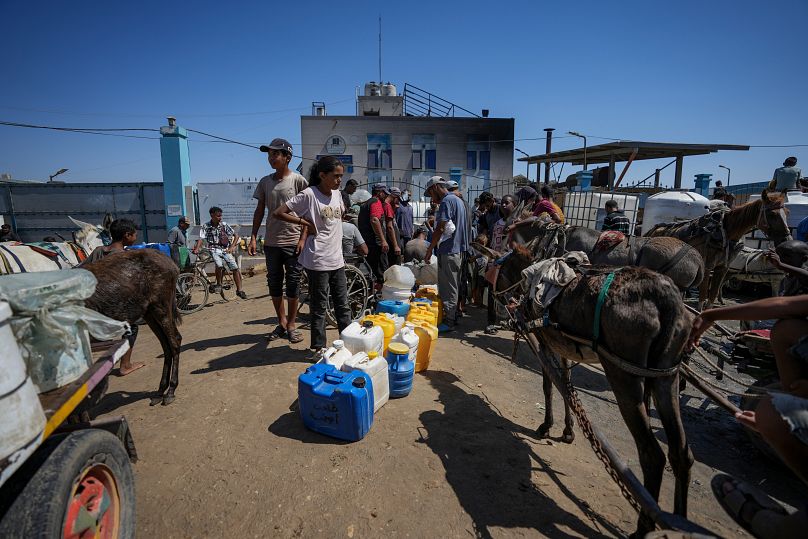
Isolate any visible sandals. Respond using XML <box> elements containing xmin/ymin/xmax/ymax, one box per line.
<box><xmin>267</xmin><ymin>325</ymin><xmax>287</xmax><ymax>341</ymax></box>
<box><xmin>288</xmin><ymin>328</ymin><xmax>304</xmax><ymax>344</ymax></box>
<box><xmin>711</xmin><ymin>473</ymin><xmax>791</xmax><ymax>538</ymax></box>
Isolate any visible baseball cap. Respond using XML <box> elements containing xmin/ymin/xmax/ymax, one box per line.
<box><xmin>424</xmin><ymin>176</ymin><xmax>447</xmax><ymax>193</ymax></box>
<box><xmin>259</xmin><ymin>138</ymin><xmax>293</xmax><ymax>155</ymax></box>
<box><xmin>389</xmin><ymin>187</ymin><xmax>402</xmax><ymax>198</ymax></box>
<box><xmin>446</xmin><ymin>180</ymin><xmax>459</xmax><ymax>191</ymax></box>
<box><xmin>372</xmin><ymin>183</ymin><xmax>390</xmax><ymax>194</ymax></box>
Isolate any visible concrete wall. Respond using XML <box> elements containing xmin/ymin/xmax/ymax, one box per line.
<box><xmin>300</xmin><ymin>115</ymin><xmax>515</xmax><ymax>201</ymax></box>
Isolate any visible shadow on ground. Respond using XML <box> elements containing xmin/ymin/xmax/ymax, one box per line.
<box><xmin>419</xmin><ymin>370</ymin><xmax>624</xmax><ymax>539</ymax></box>
<box><xmin>187</xmin><ymin>333</ymin><xmax>307</xmax><ymax>374</ymax></box>
<box><xmin>268</xmin><ymin>401</ymin><xmax>350</xmax><ymax>446</ymax></box>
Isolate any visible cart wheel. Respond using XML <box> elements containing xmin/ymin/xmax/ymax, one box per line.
<box><xmin>176</xmin><ymin>273</ymin><xmax>209</xmax><ymax>314</ymax></box>
<box><xmin>329</xmin><ymin>264</ymin><xmax>369</xmax><ymax>326</ymax></box>
<box><xmin>0</xmin><ymin>430</ymin><xmax>135</xmax><ymax>539</ymax></box>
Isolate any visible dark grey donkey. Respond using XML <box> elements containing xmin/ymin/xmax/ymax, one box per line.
<box><xmin>495</xmin><ymin>244</ymin><xmax>694</xmax><ymax>537</ymax></box>
<box><xmin>83</xmin><ymin>249</ymin><xmax>182</xmax><ymax>405</ymax></box>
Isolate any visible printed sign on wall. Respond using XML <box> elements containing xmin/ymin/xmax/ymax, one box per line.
<box><xmin>197</xmin><ymin>182</ymin><xmax>258</xmax><ymax>225</ymax></box>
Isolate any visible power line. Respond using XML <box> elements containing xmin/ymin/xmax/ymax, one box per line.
<box><xmin>0</xmin><ymin>98</ymin><xmax>356</xmax><ymax>119</ymax></box>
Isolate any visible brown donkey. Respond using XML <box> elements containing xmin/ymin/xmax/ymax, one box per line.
<box><xmin>83</xmin><ymin>249</ymin><xmax>182</xmax><ymax>405</ymax></box>
<box><xmin>646</xmin><ymin>189</ymin><xmax>792</xmax><ymax>308</ymax></box>
<box><xmin>495</xmin><ymin>246</ymin><xmax>694</xmax><ymax>536</ymax></box>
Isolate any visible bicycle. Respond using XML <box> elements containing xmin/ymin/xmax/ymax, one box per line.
<box><xmin>175</xmin><ymin>249</ymin><xmax>238</xmax><ymax>314</ymax></box>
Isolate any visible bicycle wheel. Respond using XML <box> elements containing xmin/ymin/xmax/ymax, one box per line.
<box><xmin>326</xmin><ymin>264</ymin><xmax>369</xmax><ymax>326</ymax></box>
<box><xmin>176</xmin><ymin>273</ymin><xmax>209</xmax><ymax>314</ymax></box>
<box><xmin>220</xmin><ymin>271</ymin><xmax>238</xmax><ymax>301</ymax></box>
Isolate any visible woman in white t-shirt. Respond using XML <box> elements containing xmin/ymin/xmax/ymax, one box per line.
<box><xmin>273</xmin><ymin>156</ymin><xmax>350</xmax><ymax>356</ymax></box>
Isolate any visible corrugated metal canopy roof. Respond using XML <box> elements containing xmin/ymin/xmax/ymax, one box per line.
<box><xmin>518</xmin><ymin>141</ymin><xmax>750</xmax><ymax>165</ymax></box>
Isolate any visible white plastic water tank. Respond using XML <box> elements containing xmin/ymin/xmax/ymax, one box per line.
<box><xmin>381</xmin><ymin>82</ymin><xmax>397</xmax><ymax>96</ymax></box>
<box><xmin>642</xmin><ymin>191</ymin><xmax>710</xmax><ymax>236</ymax></box>
<box><xmin>784</xmin><ymin>191</ymin><xmax>808</xmax><ymax>228</ymax></box>
<box><xmin>364</xmin><ymin>82</ymin><xmax>380</xmax><ymax>96</ymax></box>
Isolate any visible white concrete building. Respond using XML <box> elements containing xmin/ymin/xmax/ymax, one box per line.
<box><xmin>300</xmin><ymin>83</ymin><xmax>515</xmax><ymax>202</ymax></box>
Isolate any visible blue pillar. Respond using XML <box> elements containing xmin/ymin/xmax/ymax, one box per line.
<box><xmin>693</xmin><ymin>173</ymin><xmax>712</xmax><ymax>197</ymax></box>
<box><xmin>159</xmin><ymin>117</ymin><xmax>192</xmax><ymax>228</ymax></box>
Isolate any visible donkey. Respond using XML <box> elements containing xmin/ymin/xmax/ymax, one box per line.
<box><xmin>496</xmin><ymin>245</ymin><xmax>694</xmax><ymax>537</ymax></box>
<box><xmin>646</xmin><ymin>190</ymin><xmax>792</xmax><ymax>308</ymax></box>
<box><xmin>82</xmin><ymin>249</ymin><xmax>182</xmax><ymax>406</ymax></box>
<box><xmin>490</xmin><ymin>222</ymin><xmax>705</xmax><ymax>292</ymax></box>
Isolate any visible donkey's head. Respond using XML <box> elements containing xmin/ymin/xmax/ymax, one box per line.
<box><xmin>70</xmin><ymin>216</ymin><xmax>106</xmax><ymax>254</ymax></box>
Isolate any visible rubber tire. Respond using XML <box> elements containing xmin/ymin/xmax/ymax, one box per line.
<box><xmin>176</xmin><ymin>273</ymin><xmax>209</xmax><ymax>314</ymax></box>
<box><xmin>220</xmin><ymin>272</ymin><xmax>237</xmax><ymax>301</ymax></box>
<box><xmin>0</xmin><ymin>429</ymin><xmax>136</xmax><ymax>539</ymax></box>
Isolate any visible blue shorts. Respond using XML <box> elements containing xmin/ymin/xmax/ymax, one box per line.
<box><xmin>211</xmin><ymin>248</ymin><xmax>238</xmax><ymax>271</ymax></box>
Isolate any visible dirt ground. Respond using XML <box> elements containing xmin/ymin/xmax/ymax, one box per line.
<box><xmin>96</xmin><ymin>275</ymin><xmax>805</xmax><ymax>538</ymax></box>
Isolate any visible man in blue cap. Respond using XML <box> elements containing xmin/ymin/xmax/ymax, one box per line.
<box><xmin>424</xmin><ymin>176</ymin><xmax>468</xmax><ymax>332</ymax></box>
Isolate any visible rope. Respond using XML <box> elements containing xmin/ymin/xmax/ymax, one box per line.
<box><xmin>692</xmin><ymin>347</ymin><xmax>767</xmax><ymax>391</ymax></box>
<box><xmin>592</xmin><ymin>272</ymin><xmax>616</xmax><ymax>353</ymax></box>
<box><xmin>683</xmin><ymin>359</ymin><xmax>767</xmax><ymax>400</ymax></box>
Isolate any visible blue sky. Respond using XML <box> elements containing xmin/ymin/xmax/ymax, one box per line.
<box><xmin>1</xmin><ymin>0</ymin><xmax>805</xmax><ymax>188</ymax></box>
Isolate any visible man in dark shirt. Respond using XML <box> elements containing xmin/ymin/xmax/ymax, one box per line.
<box><xmin>395</xmin><ymin>188</ymin><xmax>414</xmax><ymax>247</ymax></box>
<box><xmin>475</xmin><ymin>192</ymin><xmax>499</xmax><ymax>237</ymax></box>
<box><xmin>358</xmin><ymin>183</ymin><xmax>400</xmax><ymax>284</ymax></box>
<box><xmin>601</xmin><ymin>200</ymin><xmax>631</xmax><ymax>234</ymax></box>
<box><xmin>341</xmin><ymin>178</ymin><xmax>358</xmax><ymax>213</ymax></box>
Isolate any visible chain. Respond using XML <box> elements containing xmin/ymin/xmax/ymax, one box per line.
<box><xmin>531</xmin><ymin>333</ymin><xmax>644</xmax><ymax>513</ymax></box>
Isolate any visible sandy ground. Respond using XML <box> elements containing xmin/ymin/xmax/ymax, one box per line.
<box><xmin>96</xmin><ymin>275</ymin><xmax>805</xmax><ymax>538</ymax></box>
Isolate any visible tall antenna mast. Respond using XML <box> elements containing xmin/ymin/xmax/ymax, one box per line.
<box><xmin>378</xmin><ymin>15</ymin><xmax>382</xmax><ymax>82</ymax></box>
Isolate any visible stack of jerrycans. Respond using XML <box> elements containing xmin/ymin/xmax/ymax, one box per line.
<box><xmin>298</xmin><ymin>364</ymin><xmax>374</xmax><ymax>442</ymax></box>
<box><xmin>414</xmin><ymin>288</ymin><xmax>443</xmax><ymax>324</ymax></box>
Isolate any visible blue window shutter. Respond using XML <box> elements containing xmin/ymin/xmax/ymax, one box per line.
<box><xmin>467</xmin><ymin>151</ymin><xmax>476</xmax><ymax>170</ymax></box>
<box><xmin>425</xmin><ymin>149</ymin><xmax>436</xmax><ymax>170</ymax></box>
<box><xmin>479</xmin><ymin>151</ymin><xmax>491</xmax><ymax>171</ymax></box>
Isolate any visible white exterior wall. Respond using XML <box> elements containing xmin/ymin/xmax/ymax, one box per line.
<box><xmin>300</xmin><ymin>115</ymin><xmax>515</xmax><ymax>202</ymax></box>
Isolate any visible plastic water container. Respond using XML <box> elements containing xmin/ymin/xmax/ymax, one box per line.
<box><xmin>390</xmin><ymin>324</ymin><xmax>419</xmax><ymax>363</ymax></box>
<box><xmin>381</xmin><ymin>286</ymin><xmax>413</xmax><ymax>302</ymax></box>
<box><xmin>409</xmin><ymin>320</ymin><xmax>438</xmax><ymax>372</ymax></box>
<box><xmin>342</xmin><ymin>351</ymin><xmax>390</xmax><ymax>412</ymax></box>
<box><xmin>0</xmin><ymin>301</ymin><xmax>47</xmax><ymax>463</ymax></box>
<box><xmin>407</xmin><ymin>304</ymin><xmax>438</xmax><ymax>328</ymax></box>
<box><xmin>340</xmin><ymin>321</ymin><xmax>384</xmax><ymax>357</ymax></box>
<box><xmin>382</xmin><ymin>313</ymin><xmax>405</xmax><ymax>333</ymax></box>
<box><xmin>376</xmin><ymin>300</ymin><xmax>410</xmax><ymax>317</ymax></box>
<box><xmin>126</xmin><ymin>242</ymin><xmax>172</xmax><ymax>258</ymax></box>
<box><xmin>321</xmin><ymin>339</ymin><xmax>353</xmax><ymax>370</ymax></box>
<box><xmin>386</xmin><ymin>343</ymin><xmax>415</xmax><ymax>398</ymax></box>
<box><xmin>384</xmin><ymin>265</ymin><xmax>416</xmax><ymax>289</ymax></box>
<box><xmin>414</xmin><ymin>288</ymin><xmax>443</xmax><ymax>324</ymax></box>
<box><xmin>298</xmin><ymin>364</ymin><xmax>374</xmax><ymax>442</ymax></box>
<box><xmin>411</xmin><ymin>298</ymin><xmax>441</xmax><ymax>326</ymax></box>
<box><xmin>361</xmin><ymin>314</ymin><xmax>396</xmax><ymax>352</ymax></box>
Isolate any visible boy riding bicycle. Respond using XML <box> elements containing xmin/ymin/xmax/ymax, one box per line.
<box><xmin>193</xmin><ymin>206</ymin><xmax>247</xmax><ymax>299</ymax></box>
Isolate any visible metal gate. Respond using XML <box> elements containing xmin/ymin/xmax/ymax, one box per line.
<box><xmin>0</xmin><ymin>182</ymin><xmax>167</xmax><ymax>242</ymax></box>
